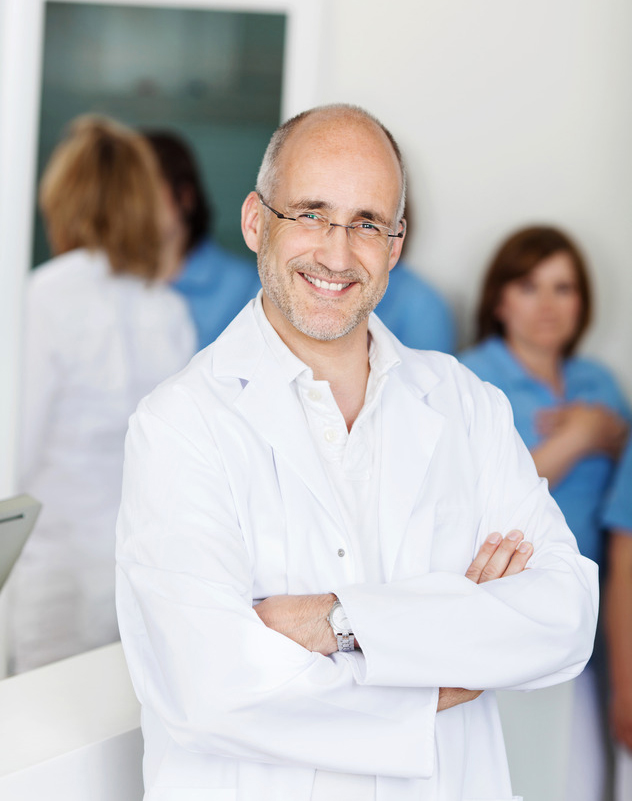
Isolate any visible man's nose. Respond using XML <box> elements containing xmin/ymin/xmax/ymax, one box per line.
<box><xmin>312</xmin><ymin>224</ymin><xmax>357</xmax><ymax>273</ymax></box>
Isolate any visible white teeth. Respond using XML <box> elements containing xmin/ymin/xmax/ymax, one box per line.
<box><xmin>303</xmin><ymin>274</ymin><xmax>350</xmax><ymax>292</ymax></box>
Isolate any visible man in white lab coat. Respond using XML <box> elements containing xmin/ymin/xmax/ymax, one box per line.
<box><xmin>116</xmin><ymin>105</ymin><xmax>598</xmax><ymax>801</ymax></box>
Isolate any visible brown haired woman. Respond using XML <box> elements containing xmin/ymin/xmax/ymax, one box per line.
<box><xmin>460</xmin><ymin>224</ymin><xmax>630</xmax><ymax>801</ymax></box>
<box><xmin>10</xmin><ymin>116</ymin><xmax>195</xmax><ymax>674</ymax></box>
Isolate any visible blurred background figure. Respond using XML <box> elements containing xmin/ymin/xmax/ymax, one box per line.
<box><xmin>144</xmin><ymin>131</ymin><xmax>261</xmax><ymax>350</ymax></box>
<box><xmin>10</xmin><ymin>115</ymin><xmax>195</xmax><ymax>674</ymax></box>
<box><xmin>604</xmin><ymin>436</ymin><xmax>632</xmax><ymax>801</ymax></box>
<box><xmin>460</xmin><ymin>224</ymin><xmax>630</xmax><ymax>801</ymax></box>
<box><xmin>374</xmin><ymin>201</ymin><xmax>456</xmax><ymax>353</ymax></box>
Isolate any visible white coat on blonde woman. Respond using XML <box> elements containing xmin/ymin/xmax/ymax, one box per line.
<box><xmin>116</xmin><ymin>299</ymin><xmax>598</xmax><ymax>801</ymax></box>
<box><xmin>10</xmin><ymin>247</ymin><xmax>195</xmax><ymax>673</ymax></box>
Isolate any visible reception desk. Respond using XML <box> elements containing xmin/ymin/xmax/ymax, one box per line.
<box><xmin>0</xmin><ymin>642</ymin><xmax>143</xmax><ymax>800</ymax></box>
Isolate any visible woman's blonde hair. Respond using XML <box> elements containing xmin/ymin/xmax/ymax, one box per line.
<box><xmin>39</xmin><ymin>115</ymin><xmax>163</xmax><ymax>279</ymax></box>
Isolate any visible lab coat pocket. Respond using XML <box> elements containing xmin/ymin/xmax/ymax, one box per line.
<box><xmin>389</xmin><ymin>499</ymin><xmax>475</xmax><ymax>580</ymax></box>
<box><xmin>430</xmin><ymin>500</ymin><xmax>477</xmax><ymax>573</ymax></box>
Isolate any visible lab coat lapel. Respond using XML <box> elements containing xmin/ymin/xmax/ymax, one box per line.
<box><xmin>234</xmin><ymin>365</ymin><xmax>344</xmax><ymax>534</ymax></box>
<box><xmin>214</xmin><ymin>306</ymin><xmax>345</xmax><ymax>535</ymax></box>
<box><xmin>379</xmin><ymin>364</ymin><xmax>445</xmax><ymax>580</ymax></box>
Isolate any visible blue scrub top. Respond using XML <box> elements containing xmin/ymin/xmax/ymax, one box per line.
<box><xmin>602</xmin><ymin>436</ymin><xmax>632</xmax><ymax>533</ymax></box>
<box><xmin>375</xmin><ymin>262</ymin><xmax>456</xmax><ymax>354</ymax></box>
<box><xmin>171</xmin><ymin>237</ymin><xmax>261</xmax><ymax>350</ymax></box>
<box><xmin>459</xmin><ymin>337</ymin><xmax>631</xmax><ymax>566</ymax></box>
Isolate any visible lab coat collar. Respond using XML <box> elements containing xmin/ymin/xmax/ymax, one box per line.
<box><xmin>212</xmin><ymin>296</ymin><xmax>445</xmax><ymax>562</ymax></box>
<box><xmin>213</xmin><ymin>293</ymin><xmax>442</xmax><ymax>394</ymax></box>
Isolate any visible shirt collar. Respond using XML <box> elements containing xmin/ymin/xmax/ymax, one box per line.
<box><xmin>252</xmin><ymin>293</ymin><xmax>401</xmax><ymax>387</ymax></box>
<box><xmin>253</xmin><ymin>292</ymin><xmax>311</xmax><ymax>383</ymax></box>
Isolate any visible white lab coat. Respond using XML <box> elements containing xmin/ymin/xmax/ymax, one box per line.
<box><xmin>116</xmin><ymin>300</ymin><xmax>598</xmax><ymax>801</ymax></box>
<box><xmin>11</xmin><ymin>248</ymin><xmax>195</xmax><ymax>673</ymax></box>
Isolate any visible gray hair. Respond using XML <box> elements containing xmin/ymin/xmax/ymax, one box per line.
<box><xmin>255</xmin><ymin>103</ymin><xmax>407</xmax><ymax>225</ymax></box>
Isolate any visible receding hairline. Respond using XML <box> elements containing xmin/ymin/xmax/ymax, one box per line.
<box><xmin>256</xmin><ymin>104</ymin><xmax>407</xmax><ymax>222</ymax></box>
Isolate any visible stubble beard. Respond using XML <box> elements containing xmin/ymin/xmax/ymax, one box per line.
<box><xmin>257</xmin><ymin>223</ymin><xmax>388</xmax><ymax>342</ymax></box>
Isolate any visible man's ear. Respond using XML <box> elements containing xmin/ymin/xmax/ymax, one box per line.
<box><xmin>241</xmin><ymin>191</ymin><xmax>262</xmax><ymax>254</ymax></box>
<box><xmin>387</xmin><ymin>218</ymin><xmax>406</xmax><ymax>272</ymax></box>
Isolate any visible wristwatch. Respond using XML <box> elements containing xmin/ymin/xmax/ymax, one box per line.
<box><xmin>327</xmin><ymin>598</ymin><xmax>355</xmax><ymax>652</ymax></box>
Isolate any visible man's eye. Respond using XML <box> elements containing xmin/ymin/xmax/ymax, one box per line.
<box><xmin>297</xmin><ymin>213</ymin><xmax>320</xmax><ymax>221</ymax></box>
<box><xmin>357</xmin><ymin>222</ymin><xmax>379</xmax><ymax>232</ymax></box>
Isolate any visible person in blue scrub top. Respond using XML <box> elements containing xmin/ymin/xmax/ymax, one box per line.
<box><xmin>460</xmin><ymin>224</ymin><xmax>630</xmax><ymax>801</ymax></box>
<box><xmin>374</xmin><ymin>257</ymin><xmax>455</xmax><ymax>353</ymax></box>
<box><xmin>603</xmin><ymin>437</ymin><xmax>632</xmax><ymax>801</ymax></box>
<box><xmin>146</xmin><ymin>130</ymin><xmax>455</xmax><ymax>354</ymax></box>
<box><xmin>145</xmin><ymin>131</ymin><xmax>261</xmax><ymax>350</ymax></box>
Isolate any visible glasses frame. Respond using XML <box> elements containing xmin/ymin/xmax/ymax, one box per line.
<box><xmin>257</xmin><ymin>192</ymin><xmax>405</xmax><ymax>243</ymax></box>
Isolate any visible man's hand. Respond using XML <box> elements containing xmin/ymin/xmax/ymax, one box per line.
<box><xmin>255</xmin><ymin>592</ymin><xmax>338</xmax><ymax>656</ymax></box>
<box><xmin>465</xmin><ymin>529</ymin><xmax>533</xmax><ymax>584</ymax></box>
<box><xmin>439</xmin><ymin>530</ymin><xmax>533</xmax><ymax>712</ymax></box>
<box><xmin>438</xmin><ymin>687</ymin><xmax>483</xmax><ymax>711</ymax></box>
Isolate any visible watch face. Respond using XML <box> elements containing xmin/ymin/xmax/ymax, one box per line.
<box><xmin>331</xmin><ymin>603</ymin><xmax>351</xmax><ymax>632</ymax></box>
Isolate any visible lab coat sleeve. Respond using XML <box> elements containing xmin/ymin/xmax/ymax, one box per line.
<box><xmin>116</xmin><ymin>394</ymin><xmax>439</xmax><ymax>779</ymax></box>
<box><xmin>336</xmin><ymin>377</ymin><xmax>599</xmax><ymax>693</ymax></box>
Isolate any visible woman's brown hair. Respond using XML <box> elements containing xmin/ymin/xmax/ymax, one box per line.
<box><xmin>39</xmin><ymin>115</ymin><xmax>163</xmax><ymax>279</ymax></box>
<box><xmin>475</xmin><ymin>225</ymin><xmax>592</xmax><ymax>357</ymax></box>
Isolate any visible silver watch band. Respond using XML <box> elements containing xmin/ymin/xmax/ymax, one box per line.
<box><xmin>335</xmin><ymin>632</ymin><xmax>355</xmax><ymax>652</ymax></box>
<box><xmin>328</xmin><ymin>599</ymin><xmax>355</xmax><ymax>652</ymax></box>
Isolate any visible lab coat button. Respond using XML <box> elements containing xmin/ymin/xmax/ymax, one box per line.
<box><xmin>337</xmin><ymin>548</ymin><xmax>345</xmax><ymax>557</ymax></box>
<box><xmin>324</xmin><ymin>428</ymin><xmax>338</xmax><ymax>443</ymax></box>
<box><xmin>307</xmin><ymin>389</ymin><xmax>322</xmax><ymax>402</ymax></box>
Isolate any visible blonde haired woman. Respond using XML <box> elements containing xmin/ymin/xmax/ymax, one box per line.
<box><xmin>10</xmin><ymin>116</ymin><xmax>195</xmax><ymax>673</ymax></box>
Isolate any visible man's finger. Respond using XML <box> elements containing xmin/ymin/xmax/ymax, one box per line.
<box><xmin>465</xmin><ymin>533</ymin><xmax>502</xmax><ymax>583</ymax></box>
<box><xmin>478</xmin><ymin>530</ymin><xmax>524</xmax><ymax>584</ymax></box>
<box><xmin>501</xmin><ymin>540</ymin><xmax>533</xmax><ymax>578</ymax></box>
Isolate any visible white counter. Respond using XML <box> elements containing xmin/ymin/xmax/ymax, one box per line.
<box><xmin>0</xmin><ymin>642</ymin><xmax>143</xmax><ymax>800</ymax></box>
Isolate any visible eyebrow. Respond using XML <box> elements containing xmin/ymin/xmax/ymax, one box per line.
<box><xmin>288</xmin><ymin>198</ymin><xmax>392</xmax><ymax>228</ymax></box>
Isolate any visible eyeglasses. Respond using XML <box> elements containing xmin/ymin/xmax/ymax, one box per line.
<box><xmin>257</xmin><ymin>193</ymin><xmax>405</xmax><ymax>249</ymax></box>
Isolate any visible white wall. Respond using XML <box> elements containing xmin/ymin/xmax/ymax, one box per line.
<box><xmin>319</xmin><ymin>0</ymin><xmax>632</xmax><ymax>397</ymax></box>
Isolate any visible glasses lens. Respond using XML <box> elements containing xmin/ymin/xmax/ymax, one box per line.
<box><xmin>295</xmin><ymin>214</ymin><xmax>328</xmax><ymax>231</ymax></box>
<box><xmin>349</xmin><ymin>223</ymin><xmax>390</xmax><ymax>248</ymax></box>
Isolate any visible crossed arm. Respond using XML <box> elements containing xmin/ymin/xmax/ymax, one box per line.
<box><xmin>256</xmin><ymin>529</ymin><xmax>534</xmax><ymax>711</ymax></box>
<box><xmin>117</xmin><ymin>381</ymin><xmax>598</xmax><ymax>778</ymax></box>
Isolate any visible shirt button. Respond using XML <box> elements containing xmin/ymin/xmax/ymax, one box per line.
<box><xmin>338</xmin><ymin>549</ymin><xmax>345</xmax><ymax>557</ymax></box>
<box><xmin>307</xmin><ymin>389</ymin><xmax>322</xmax><ymax>402</ymax></box>
<box><xmin>324</xmin><ymin>428</ymin><xmax>338</xmax><ymax>443</ymax></box>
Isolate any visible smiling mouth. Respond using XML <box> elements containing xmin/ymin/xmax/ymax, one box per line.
<box><xmin>301</xmin><ymin>273</ymin><xmax>353</xmax><ymax>292</ymax></box>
